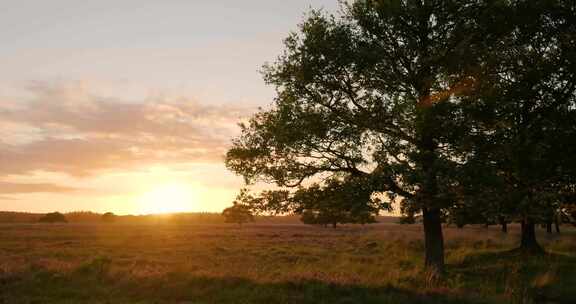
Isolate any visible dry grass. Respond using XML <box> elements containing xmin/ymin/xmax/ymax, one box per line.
<box><xmin>0</xmin><ymin>223</ymin><xmax>575</xmax><ymax>303</ymax></box>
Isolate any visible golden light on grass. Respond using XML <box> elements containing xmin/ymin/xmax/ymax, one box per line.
<box><xmin>137</xmin><ymin>183</ymin><xmax>198</xmax><ymax>214</ymax></box>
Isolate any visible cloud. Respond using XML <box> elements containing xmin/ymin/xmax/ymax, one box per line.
<box><xmin>0</xmin><ymin>196</ymin><xmax>18</xmax><ymax>201</ymax></box>
<box><xmin>0</xmin><ymin>181</ymin><xmax>78</xmax><ymax>194</ymax></box>
<box><xmin>0</xmin><ymin>82</ymin><xmax>254</xmax><ymax>177</ymax></box>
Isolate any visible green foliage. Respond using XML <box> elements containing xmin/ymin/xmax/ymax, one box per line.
<box><xmin>38</xmin><ymin>212</ymin><xmax>67</xmax><ymax>224</ymax></box>
<box><xmin>225</xmin><ymin>0</ymin><xmax>489</xmax><ymax>209</ymax></box>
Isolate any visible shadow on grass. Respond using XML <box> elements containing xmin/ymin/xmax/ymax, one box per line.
<box><xmin>3</xmin><ymin>250</ymin><xmax>575</xmax><ymax>304</ymax></box>
<box><xmin>451</xmin><ymin>248</ymin><xmax>576</xmax><ymax>272</ymax></box>
<box><xmin>447</xmin><ymin>250</ymin><xmax>576</xmax><ymax>304</ymax></box>
<box><xmin>0</xmin><ymin>270</ymin><xmax>488</xmax><ymax>304</ymax></box>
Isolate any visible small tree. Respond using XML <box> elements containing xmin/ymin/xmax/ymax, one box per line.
<box><xmin>222</xmin><ymin>202</ymin><xmax>254</xmax><ymax>225</ymax></box>
<box><xmin>38</xmin><ymin>212</ymin><xmax>67</xmax><ymax>224</ymax></box>
<box><xmin>101</xmin><ymin>212</ymin><xmax>117</xmax><ymax>223</ymax></box>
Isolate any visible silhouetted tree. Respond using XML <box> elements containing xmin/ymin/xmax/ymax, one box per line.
<box><xmin>101</xmin><ymin>212</ymin><xmax>117</xmax><ymax>223</ymax></box>
<box><xmin>292</xmin><ymin>179</ymin><xmax>382</xmax><ymax>228</ymax></box>
<box><xmin>222</xmin><ymin>202</ymin><xmax>254</xmax><ymax>226</ymax></box>
<box><xmin>454</xmin><ymin>0</ymin><xmax>576</xmax><ymax>254</ymax></box>
<box><xmin>226</xmin><ymin>0</ymin><xmax>515</xmax><ymax>274</ymax></box>
<box><xmin>352</xmin><ymin>210</ymin><xmax>378</xmax><ymax>226</ymax></box>
<box><xmin>398</xmin><ymin>201</ymin><xmax>418</xmax><ymax>224</ymax></box>
<box><xmin>38</xmin><ymin>212</ymin><xmax>67</xmax><ymax>224</ymax></box>
<box><xmin>398</xmin><ymin>214</ymin><xmax>416</xmax><ymax>225</ymax></box>
<box><xmin>300</xmin><ymin>209</ymin><xmax>345</xmax><ymax>228</ymax></box>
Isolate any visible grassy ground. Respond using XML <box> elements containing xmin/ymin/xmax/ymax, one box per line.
<box><xmin>0</xmin><ymin>223</ymin><xmax>575</xmax><ymax>303</ymax></box>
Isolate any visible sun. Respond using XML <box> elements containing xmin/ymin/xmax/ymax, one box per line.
<box><xmin>137</xmin><ymin>183</ymin><xmax>197</xmax><ymax>214</ymax></box>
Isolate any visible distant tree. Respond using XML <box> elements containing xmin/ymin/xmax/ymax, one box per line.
<box><xmin>398</xmin><ymin>214</ymin><xmax>416</xmax><ymax>225</ymax></box>
<box><xmin>101</xmin><ymin>212</ymin><xmax>117</xmax><ymax>223</ymax></box>
<box><xmin>38</xmin><ymin>212</ymin><xmax>68</xmax><ymax>224</ymax></box>
<box><xmin>65</xmin><ymin>211</ymin><xmax>102</xmax><ymax>222</ymax></box>
<box><xmin>293</xmin><ymin>179</ymin><xmax>382</xmax><ymax>228</ymax></box>
<box><xmin>297</xmin><ymin>200</ymin><xmax>378</xmax><ymax>228</ymax></box>
<box><xmin>352</xmin><ymin>210</ymin><xmax>378</xmax><ymax>226</ymax></box>
<box><xmin>397</xmin><ymin>201</ymin><xmax>418</xmax><ymax>224</ymax></box>
<box><xmin>300</xmin><ymin>209</ymin><xmax>344</xmax><ymax>228</ymax></box>
<box><xmin>222</xmin><ymin>202</ymin><xmax>254</xmax><ymax>225</ymax></box>
<box><xmin>445</xmin><ymin>202</ymin><xmax>476</xmax><ymax>229</ymax></box>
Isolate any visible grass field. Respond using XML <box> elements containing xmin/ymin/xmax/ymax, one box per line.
<box><xmin>1</xmin><ymin>223</ymin><xmax>575</xmax><ymax>303</ymax></box>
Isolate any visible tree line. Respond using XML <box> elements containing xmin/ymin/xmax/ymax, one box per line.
<box><xmin>225</xmin><ymin>0</ymin><xmax>576</xmax><ymax>275</ymax></box>
<box><xmin>0</xmin><ymin>211</ymin><xmax>230</xmax><ymax>224</ymax></box>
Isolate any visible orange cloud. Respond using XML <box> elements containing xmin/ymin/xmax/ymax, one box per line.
<box><xmin>0</xmin><ymin>82</ymin><xmax>255</xmax><ymax>177</ymax></box>
<box><xmin>0</xmin><ymin>181</ymin><xmax>78</xmax><ymax>194</ymax></box>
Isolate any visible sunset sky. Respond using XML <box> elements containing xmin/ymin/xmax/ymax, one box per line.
<box><xmin>0</xmin><ymin>0</ymin><xmax>338</xmax><ymax>214</ymax></box>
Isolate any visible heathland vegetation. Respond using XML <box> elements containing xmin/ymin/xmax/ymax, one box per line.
<box><xmin>0</xmin><ymin>223</ymin><xmax>575</xmax><ymax>303</ymax></box>
<box><xmin>1</xmin><ymin>1</ymin><xmax>575</xmax><ymax>303</ymax></box>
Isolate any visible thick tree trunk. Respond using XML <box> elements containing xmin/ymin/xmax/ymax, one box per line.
<box><xmin>519</xmin><ymin>218</ymin><xmax>544</xmax><ymax>254</ymax></box>
<box><xmin>546</xmin><ymin>222</ymin><xmax>552</xmax><ymax>234</ymax></box>
<box><xmin>415</xmin><ymin>66</ymin><xmax>445</xmax><ymax>275</ymax></box>
<box><xmin>423</xmin><ymin>208</ymin><xmax>445</xmax><ymax>274</ymax></box>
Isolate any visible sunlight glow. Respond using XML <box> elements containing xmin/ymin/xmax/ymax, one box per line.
<box><xmin>137</xmin><ymin>183</ymin><xmax>197</xmax><ymax>214</ymax></box>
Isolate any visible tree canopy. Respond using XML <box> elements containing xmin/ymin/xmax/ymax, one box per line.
<box><xmin>38</xmin><ymin>212</ymin><xmax>68</xmax><ymax>224</ymax></box>
<box><xmin>101</xmin><ymin>212</ymin><xmax>117</xmax><ymax>223</ymax></box>
<box><xmin>226</xmin><ymin>0</ymin><xmax>576</xmax><ymax>273</ymax></box>
<box><xmin>222</xmin><ymin>202</ymin><xmax>255</xmax><ymax>225</ymax></box>
<box><xmin>452</xmin><ymin>0</ymin><xmax>576</xmax><ymax>252</ymax></box>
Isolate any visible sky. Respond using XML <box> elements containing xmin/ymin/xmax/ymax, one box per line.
<box><xmin>0</xmin><ymin>0</ymin><xmax>339</xmax><ymax>214</ymax></box>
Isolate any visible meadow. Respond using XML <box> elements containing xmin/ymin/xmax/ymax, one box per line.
<box><xmin>0</xmin><ymin>222</ymin><xmax>575</xmax><ymax>304</ymax></box>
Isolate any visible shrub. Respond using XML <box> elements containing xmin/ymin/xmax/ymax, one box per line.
<box><xmin>38</xmin><ymin>212</ymin><xmax>67</xmax><ymax>224</ymax></box>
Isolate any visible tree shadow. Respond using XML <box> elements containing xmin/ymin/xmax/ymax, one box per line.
<box><xmin>4</xmin><ymin>250</ymin><xmax>575</xmax><ymax>303</ymax></box>
<box><xmin>452</xmin><ymin>249</ymin><xmax>576</xmax><ymax>269</ymax></box>
<box><xmin>447</xmin><ymin>250</ymin><xmax>576</xmax><ymax>304</ymax></box>
<box><xmin>0</xmin><ymin>270</ymin><xmax>489</xmax><ymax>304</ymax></box>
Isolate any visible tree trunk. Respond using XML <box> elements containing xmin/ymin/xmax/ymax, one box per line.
<box><xmin>546</xmin><ymin>222</ymin><xmax>552</xmax><ymax>234</ymax></box>
<box><xmin>415</xmin><ymin>67</ymin><xmax>445</xmax><ymax>275</ymax></box>
<box><xmin>501</xmin><ymin>222</ymin><xmax>508</xmax><ymax>233</ymax></box>
<box><xmin>519</xmin><ymin>218</ymin><xmax>544</xmax><ymax>254</ymax></box>
<box><xmin>332</xmin><ymin>222</ymin><xmax>337</xmax><ymax>229</ymax></box>
<box><xmin>555</xmin><ymin>217</ymin><xmax>561</xmax><ymax>234</ymax></box>
<box><xmin>423</xmin><ymin>208</ymin><xmax>445</xmax><ymax>274</ymax></box>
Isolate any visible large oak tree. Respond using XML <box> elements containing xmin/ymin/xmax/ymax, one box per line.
<box><xmin>226</xmin><ymin>0</ymin><xmax>509</xmax><ymax>274</ymax></box>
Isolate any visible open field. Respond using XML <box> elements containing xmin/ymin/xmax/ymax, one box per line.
<box><xmin>1</xmin><ymin>223</ymin><xmax>575</xmax><ymax>303</ymax></box>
